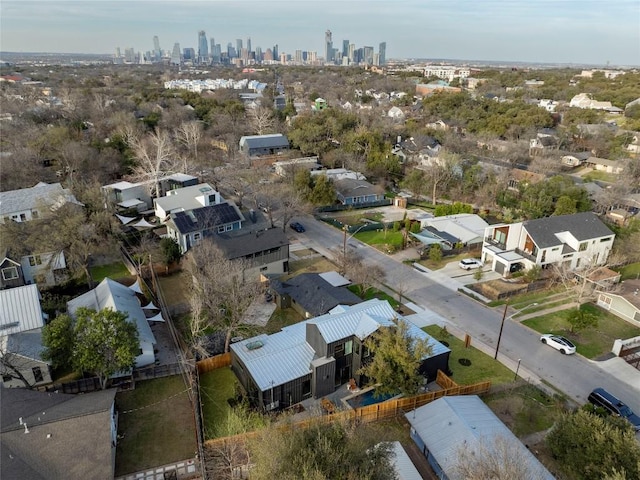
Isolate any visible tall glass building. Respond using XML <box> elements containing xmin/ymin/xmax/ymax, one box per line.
<box><xmin>198</xmin><ymin>30</ymin><xmax>209</xmax><ymax>64</ymax></box>
<box><xmin>378</xmin><ymin>42</ymin><xmax>387</xmax><ymax>66</ymax></box>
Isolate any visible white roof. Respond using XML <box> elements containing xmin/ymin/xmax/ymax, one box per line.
<box><xmin>0</xmin><ymin>182</ymin><xmax>82</xmax><ymax>216</ymax></box>
<box><xmin>405</xmin><ymin>396</ymin><xmax>554</xmax><ymax>480</ymax></box>
<box><xmin>388</xmin><ymin>441</ymin><xmax>422</xmax><ymax>480</ymax></box>
<box><xmin>423</xmin><ymin>214</ymin><xmax>489</xmax><ymax>244</ymax></box>
<box><xmin>154</xmin><ymin>183</ymin><xmax>217</xmax><ymax>213</ymax></box>
<box><xmin>231</xmin><ymin>299</ymin><xmax>450</xmax><ymax>391</ymax></box>
<box><xmin>0</xmin><ymin>284</ymin><xmax>44</xmax><ymax>335</ymax></box>
<box><xmin>118</xmin><ymin>198</ymin><xmax>145</xmax><ymax>208</ymax></box>
<box><xmin>67</xmin><ymin>278</ymin><xmax>156</xmax><ymax>346</ymax></box>
<box><xmin>318</xmin><ymin>271</ymin><xmax>351</xmax><ymax>287</ymax></box>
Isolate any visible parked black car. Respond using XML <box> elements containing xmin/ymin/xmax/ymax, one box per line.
<box><xmin>588</xmin><ymin>387</ymin><xmax>640</xmax><ymax>431</ymax></box>
<box><xmin>289</xmin><ymin>221</ymin><xmax>305</xmax><ymax>233</ymax></box>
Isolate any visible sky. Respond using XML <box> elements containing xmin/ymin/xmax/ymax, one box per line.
<box><xmin>1</xmin><ymin>0</ymin><xmax>639</xmax><ymax>66</ymax></box>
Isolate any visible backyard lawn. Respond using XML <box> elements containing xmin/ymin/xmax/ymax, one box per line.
<box><xmin>616</xmin><ymin>262</ymin><xmax>640</xmax><ymax>280</ymax></box>
<box><xmin>115</xmin><ymin>376</ymin><xmax>196</xmax><ymax>476</ymax></box>
<box><xmin>353</xmin><ymin>229</ymin><xmax>404</xmax><ymax>251</ymax></box>
<box><xmin>90</xmin><ymin>261</ymin><xmax>133</xmax><ymax>283</ymax></box>
<box><xmin>264</xmin><ymin>308</ymin><xmax>304</xmax><ymax>334</ymax></box>
<box><xmin>522</xmin><ymin>303</ymin><xmax>640</xmax><ymax>359</ymax></box>
<box><xmin>423</xmin><ymin>325</ymin><xmax>515</xmax><ymax>385</ymax></box>
<box><xmin>199</xmin><ymin>366</ymin><xmax>239</xmax><ymax>439</ymax></box>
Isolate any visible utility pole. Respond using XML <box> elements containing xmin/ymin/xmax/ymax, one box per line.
<box><xmin>494</xmin><ymin>302</ymin><xmax>509</xmax><ymax>360</ymax></box>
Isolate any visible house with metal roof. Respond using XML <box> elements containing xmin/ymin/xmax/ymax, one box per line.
<box><xmin>154</xmin><ymin>183</ymin><xmax>223</xmax><ymax>221</ymax></box>
<box><xmin>0</xmin><ymin>284</ymin><xmax>51</xmax><ymax>388</ymax></box>
<box><xmin>482</xmin><ymin>212</ymin><xmax>615</xmax><ymax>277</ymax></box>
<box><xmin>67</xmin><ymin>278</ymin><xmax>156</xmax><ymax>369</ymax></box>
<box><xmin>270</xmin><ymin>272</ymin><xmax>362</xmax><ymax>318</ymax></box>
<box><xmin>413</xmin><ymin>214</ymin><xmax>489</xmax><ymax>250</ymax></box>
<box><xmin>0</xmin><ymin>182</ymin><xmax>83</xmax><ymax>224</ymax></box>
<box><xmin>230</xmin><ymin>299</ymin><xmax>450</xmax><ymax>411</ymax></box>
<box><xmin>239</xmin><ymin>133</ymin><xmax>290</xmax><ymax>157</ymax></box>
<box><xmin>406</xmin><ymin>395</ymin><xmax>554</xmax><ymax>480</ymax></box>
<box><xmin>1</xmin><ymin>388</ymin><xmax>117</xmax><ymax>480</ymax></box>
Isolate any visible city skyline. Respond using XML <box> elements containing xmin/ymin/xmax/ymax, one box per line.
<box><xmin>1</xmin><ymin>0</ymin><xmax>639</xmax><ymax>66</ymax></box>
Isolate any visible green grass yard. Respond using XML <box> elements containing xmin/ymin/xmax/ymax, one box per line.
<box><xmin>353</xmin><ymin>229</ymin><xmax>405</xmax><ymax>250</ymax></box>
<box><xmin>115</xmin><ymin>376</ymin><xmax>196</xmax><ymax>476</ymax></box>
<box><xmin>616</xmin><ymin>262</ymin><xmax>640</xmax><ymax>281</ymax></box>
<box><xmin>90</xmin><ymin>261</ymin><xmax>133</xmax><ymax>283</ymax></box>
<box><xmin>199</xmin><ymin>366</ymin><xmax>239</xmax><ymax>439</ymax></box>
<box><xmin>423</xmin><ymin>325</ymin><xmax>515</xmax><ymax>385</ymax></box>
<box><xmin>522</xmin><ymin>303</ymin><xmax>640</xmax><ymax>358</ymax></box>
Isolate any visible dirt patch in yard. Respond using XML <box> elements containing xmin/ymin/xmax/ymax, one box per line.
<box><xmin>469</xmin><ymin>279</ymin><xmax>529</xmax><ymax>300</ymax></box>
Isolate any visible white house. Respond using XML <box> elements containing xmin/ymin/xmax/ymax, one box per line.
<box><xmin>387</xmin><ymin>106</ymin><xmax>405</xmax><ymax>119</ymax></box>
<box><xmin>569</xmin><ymin>93</ymin><xmax>613</xmax><ymax>110</ymax></box>
<box><xmin>67</xmin><ymin>278</ymin><xmax>157</xmax><ymax>368</ymax></box>
<box><xmin>20</xmin><ymin>251</ymin><xmax>67</xmax><ymax>287</ymax></box>
<box><xmin>0</xmin><ymin>284</ymin><xmax>51</xmax><ymax>388</ymax></box>
<box><xmin>154</xmin><ymin>183</ymin><xmax>222</xmax><ymax>222</ymax></box>
<box><xmin>596</xmin><ymin>279</ymin><xmax>640</xmax><ymax>327</ymax></box>
<box><xmin>0</xmin><ymin>182</ymin><xmax>82</xmax><ymax>224</ymax></box>
<box><xmin>102</xmin><ymin>173</ymin><xmax>198</xmax><ymax>212</ymax></box>
<box><xmin>482</xmin><ymin>212</ymin><xmax>615</xmax><ymax>277</ymax></box>
<box><xmin>414</xmin><ymin>214</ymin><xmax>489</xmax><ymax>249</ymax></box>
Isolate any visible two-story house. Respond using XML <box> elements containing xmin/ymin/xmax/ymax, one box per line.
<box><xmin>239</xmin><ymin>134</ymin><xmax>290</xmax><ymax>157</ymax></box>
<box><xmin>482</xmin><ymin>212</ymin><xmax>615</xmax><ymax>277</ymax></box>
<box><xmin>102</xmin><ymin>173</ymin><xmax>198</xmax><ymax>212</ymax></box>
<box><xmin>230</xmin><ymin>299</ymin><xmax>450</xmax><ymax>411</ymax></box>
<box><xmin>0</xmin><ymin>182</ymin><xmax>82</xmax><ymax>224</ymax></box>
<box><xmin>154</xmin><ymin>183</ymin><xmax>223</xmax><ymax>222</ymax></box>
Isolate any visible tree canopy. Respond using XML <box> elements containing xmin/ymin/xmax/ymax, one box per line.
<box><xmin>358</xmin><ymin>317</ymin><xmax>433</xmax><ymax>396</ymax></box>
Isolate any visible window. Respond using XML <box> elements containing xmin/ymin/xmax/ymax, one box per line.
<box><xmin>334</xmin><ymin>343</ymin><xmax>344</xmax><ymax>358</ymax></box>
<box><xmin>193</xmin><ymin>233</ymin><xmax>201</xmax><ymax>244</ymax></box>
<box><xmin>28</xmin><ymin>255</ymin><xmax>42</xmax><ymax>267</ymax></box>
<box><xmin>601</xmin><ymin>237</ymin><xmax>612</xmax><ymax>243</ymax></box>
<box><xmin>363</xmin><ymin>345</ymin><xmax>370</xmax><ymax>358</ymax></box>
<box><xmin>2</xmin><ymin>374</ymin><xmax>12</xmax><ymax>383</ymax></box>
<box><xmin>345</xmin><ymin>340</ymin><xmax>353</xmax><ymax>355</ymax></box>
<box><xmin>2</xmin><ymin>267</ymin><xmax>18</xmax><ymax>280</ymax></box>
<box><xmin>552</xmin><ymin>247</ymin><xmax>560</xmax><ymax>251</ymax></box>
<box><xmin>355</xmin><ymin>343</ymin><xmax>360</xmax><ymax>355</ymax></box>
<box><xmin>31</xmin><ymin>210</ymin><xmax>39</xmax><ymax>219</ymax></box>
<box><xmin>260</xmin><ymin>266</ymin><xmax>268</xmax><ymax>272</ymax></box>
<box><xmin>32</xmin><ymin>367</ymin><xmax>44</xmax><ymax>383</ymax></box>
<box><xmin>20</xmin><ymin>213</ymin><xmax>26</xmax><ymax>221</ymax></box>
<box><xmin>579</xmin><ymin>242</ymin><xmax>587</xmax><ymax>252</ymax></box>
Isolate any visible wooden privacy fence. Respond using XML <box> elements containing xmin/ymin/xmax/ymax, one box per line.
<box><xmin>197</xmin><ymin>353</ymin><xmax>232</xmax><ymax>374</ymax></box>
<box><xmin>204</xmin><ymin>371</ymin><xmax>491</xmax><ymax>449</ymax></box>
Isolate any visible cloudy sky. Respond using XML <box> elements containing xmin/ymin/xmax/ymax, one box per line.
<box><xmin>1</xmin><ymin>0</ymin><xmax>639</xmax><ymax>65</ymax></box>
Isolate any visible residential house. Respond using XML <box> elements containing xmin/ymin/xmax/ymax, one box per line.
<box><xmin>0</xmin><ymin>256</ymin><xmax>25</xmax><ymax>289</ymax></box>
<box><xmin>0</xmin><ymin>284</ymin><xmax>51</xmax><ymax>388</ymax></box>
<box><xmin>386</xmin><ymin>441</ymin><xmax>423</xmax><ymax>480</ymax></box>
<box><xmin>538</xmin><ymin>99</ymin><xmax>558</xmax><ymax>112</ymax></box>
<box><xmin>154</xmin><ymin>183</ymin><xmax>222</xmax><ymax>222</ymax></box>
<box><xmin>482</xmin><ymin>212</ymin><xmax>615</xmax><ymax>277</ymax></box>
<box><xmin>213</xmin><ymin>227</ymin><xmax>290</xmax><ymax>278</ymax></box>
<box><xmin>596</xmin><ymin>278</ymin><xmax>640</xmax><ymax>327</ymax></box>
<box><xmin>0</xmin><ymin>182</ymin><xmax>82</xmax><ymax>224</ymax></box>
<box><xmin>273</xmin><ymin>157</ymin><xmax>321</xmax><ymax>177</ymax></box>
<box><xmin>334</xmin><ymin>178</ymin><xmax>386</xmax><ymax>206</ymax></box>
<box><xmin>387</xmin><ymin>106</ymin><xmax>405</xmax><ymax>120</ymax></box>
<box><xmin>311</xmin><ymin>168</ymin><xmax>367</xmax><ymax>182</ymax></box>
<box><xmin>1</xmin><ymin>388</ymin><xmax>117</xmax><ymax>480</ymax></box>
<box><xmin>570</xmin><ymin>93</ymin><xmax>614</xmax><ymax>110</ymax></box>
<box><xmin>412</xmin><ymin>214</ymin><xmax>489</xmax><ymax>250</ymax></box>
<box><xmin>575</xmin><ymin>123</ymin><xmax>618</xmax><ymax>137</ymax></box>
<box><xmin>584</xmin><ymin>157</ymin><xmax>625</xmax><ymax>174</ymax></box>
<box><xmin>19</xmin><ymin>251</ymin><xmax>67</xmax><ymax>288</ymax></box>
<box><xmin>239</xmin><ymin>134</ymin><xmax>290</xmax><ymax>157</ymax></box>
<box><xmin>561</xmin><ymin>152</ymin><xmax>591</xmax><ymax>167</ymax></box>
<box><xmin>102</xmin><ymin>173</ymin><xmax>198</xmax><ymax>212</ymax></box>
<box><xmin>270</xmin><ymin>272</ymin><xmax>362</xmax><ymax>318</ymax></box>
<box><xmin>313</xmin><ymin>98</ymin><xmax>327</xmax><ymax>110</ymax></box>
<box><xmin>67</xmin><ymin>278</ymin><xmax>156</xmax><ymax>369</ymax></box>
<box><xmin>406</xmin><ymin>396</ymin><xmax>554</xmax><ymax>480</ymax></box>
<box><xmin>626</xmin><ymin>133</ymin><xmax>640</xmax><ymax>157</ymax></box>
<box><xmin>166</xmin><ymin>202</ymin><xmax>244</xmax><ymax>254</ymax></box>
<box><xmin>528</xmin><ymin>132</ymin><xmax>557</xmax><ymax>155</ymax></box>
<box><xmin>230</xmin><ymin>299</ymin><xmax>450</xmax><ymax>411</ymax></box>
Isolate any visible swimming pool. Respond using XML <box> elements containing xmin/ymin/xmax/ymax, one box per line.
<box><xmin>345</xmin><ymin>388</ymin><xmax>397</xmax><ymax>408</ymax></box>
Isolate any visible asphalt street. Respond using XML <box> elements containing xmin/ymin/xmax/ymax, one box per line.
<box><xmin>290</xmin><ymin>214</ymin><xmax>640</xmax><ymax>415</ymax></box>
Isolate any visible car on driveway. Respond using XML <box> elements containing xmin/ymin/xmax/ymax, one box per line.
<box><xmin>289</xmin><ymin>221</ymin><xmax>305</xmax><ymax>233</ymax></box>
<box><xmin>458</xmin><ymin>258</ymin><xmax>483</xmax><ymax>270</ymax></box>
<box><xmin>540</xmin><ymin>334</ymin><xmax>576</xmax><ymax>355</ymax></box>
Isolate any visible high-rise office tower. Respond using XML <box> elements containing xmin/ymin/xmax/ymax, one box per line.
<box><xmin>210</xmin><ymin>38</ymin><xmax>215</xmax><ymax>59</ymax></box>
<box><xmin>171</xmin><ymin>43</ymin><xmax>181</xmax><ymax>65</ymax></box>
<box><xmin>273</xmin><ymin>44</ymin><xmax>278</xmax><ymax>59</ymax></box>
<box><xmin>198</xmin><ymin>30</ymin><xmax>209</xmax><ymax>64</ymax></box>
<box><xmin>247</xmin><ymin>37</ymin><xmax>252</xmax><ymax>55</ymax></box>
<box><xmin>295</xmin><ymin>50</ymin><xmax>303</xmax><ymax>63</ymax></box>
<box><xmin>236</xmin><ymin>39</ymin><xmax>243</xmax><ymax>57</ymax></box>
<box><xmin>153</xmin><ymin>35</ymin><xmax>161</xmax><ymax>62</ymax></box>
<box><xmin>255</xmin><ymin>46</ymin><xmax>262</xmax><ymax>62</ymax></box>
<box><xmin>378</xmin><ymin>42</ymin><xmax>386</xmax><ymax>66</ymax></box>
<box><xmin>348</xmin><ymin>43</ymin><xmax>355</xmax><ymax>62</ymax></box>
<box><xmin>342</xmin><ymin>40</ymin><xmax>349</xmax><ymax>60</ymax></box>
<box><xmin>325</xmin><ymin>30</ymin><xmax>333</xmax><ymax>63</ymax></box>
<box><xmin>363</xmin><ymin>46</ymin><xmax>374</xmax><ymax>65</ymax></box>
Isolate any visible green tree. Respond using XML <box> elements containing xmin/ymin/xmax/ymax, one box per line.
<box><xmin>72</xmin><ymin>307</ymin><xmax>139</xmax><ymax>389</ymax></box>
<box><xmin>553</xmin><ymin>195</ymin><xmax>578</xmax><ymax>215</ymax></box>
<box><xmin>429</xmin><ymin>243</ymin><xmax>443</xmax><ymax>263</ymax></box>
<box><xmin>248</xmin><ymin>418</ymin><xmax>396</xmax><ymax>480</ymax></box>
<box><xmin>41</xmin><ymin>314</ymin><xmax>75</xmax><ymax>370</ymax></box>
<box><xmin>546</xmin><ymin>409</ymin><xmax>640</xmax><ymax>480</ymax></box>
<box><xmin>309</xmin><ymin>174</ymin><xmax>336</xmax><ymax>206</ymax></box>
<box><xmin>159</xmin><ymin>237</ymin><xmax>181</xmax><ymax>266</ymax></box>
<box><xmin>358</xmin><ymin>318</ymin><xmax>433</xmax><ymax>396</ymax></box>
<box><xmin>565</xmin><ymin>307</ymin><xmax>598</xmax><ymax>333</ymax></box>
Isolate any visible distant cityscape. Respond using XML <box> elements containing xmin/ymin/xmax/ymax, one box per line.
<box><xmin>113</xmin><ymin>29</ymin><xmax>387</xmax><ymax>67</ymax></box>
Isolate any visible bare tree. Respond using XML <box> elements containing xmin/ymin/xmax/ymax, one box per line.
<box><xmin>420</xmin><ymin>151</ymin><xmax>461</xmax><ymax>205</ymax></box>
<box><xmin>0</xmin><ymin>338</ymin><xmax>41</xmax><ymax>389</ymax></box>
<box><xmin>275</xmin><ymin>184</ymin><xmax>311</xmax><ymax>232</ymax></box>
<box><xmin>127</xmin><ymin>129</ymin><xmax>179</xmax><ymax>197</ymax></box>
<box><xmin>186</xmin><ymin>239</ymin><xmax>264</xmax><ymax>353</ymax></box>
<box><xmin>177</xmin><ymin>120</ymin><xmax>203</xmax><ymax>164</ymax></box>
<box><xmin>247</xmin><ymin>105</ymin><xmax>275</xmax><ymax>135</ymax></box>
<box><xmin>454</xmin><ymin>434</ymin><xmax>550</xmax><ymax>480</ymax></box>
<box><xmin>550</xmin><ymin>258</ymin><xmax>609</xmax><ymax>304</ymax></box>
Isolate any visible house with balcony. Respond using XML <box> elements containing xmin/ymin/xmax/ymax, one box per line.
<box><xmin>230</xmin><ymin>299</ymin><xmax>450</xmax><ymax>411</ymax></box>
<box><xmin>482</xmin><ymin>212</ymin><xmax>615</xmax><ymax>277</ymax></box>
<box><xmin>102</xmin><ymin>173</ymin><xmax>198</xmax><ymax>212</ymax></box>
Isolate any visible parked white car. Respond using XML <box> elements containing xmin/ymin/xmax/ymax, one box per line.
<box><xmin>540</xmin><ymin>334</ymin><xmax>576</xmax><ymax>355</ymax></box>
<box><xmin>458</xmin><ymin>258</ymin><xmax>483</xmax><ymax>270</ymax></box>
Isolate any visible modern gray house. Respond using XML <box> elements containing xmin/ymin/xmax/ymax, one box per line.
<box><xmin>239</xmin><ymin>134</ymin><xmax>290</xmax><ymax>157</ymax></box>
<box><xmin>231</xmin><ymin>299</ymin><xmax>450</xmax><ymax>411</ymax></box>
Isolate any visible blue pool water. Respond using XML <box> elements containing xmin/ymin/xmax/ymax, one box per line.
<box><xmin>346</xmin><ymin>389</ymin><xmax>397</xmax><ymax>408</ymax></box>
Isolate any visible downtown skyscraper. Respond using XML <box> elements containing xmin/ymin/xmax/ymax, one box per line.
<box><xmin>198</xmin><ymin>30</ymin><xmax>209</xmax><ymax>64</ymax></box>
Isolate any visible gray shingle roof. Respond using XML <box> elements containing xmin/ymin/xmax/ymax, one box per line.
<box><xmin>0</xmin><ymin>182</ymin><xmax>81</xmax><ymax>217</ymax></box>
<box><xmin>239</xmin><ymin>134</ymin><xmax>289</xmax><ymax>150</ymax></box>
<box><xmin>214</xmin><ymin>227</ymin><xmax>288</xmax><ymax>260</ymax></box>
<box><xmin>334</xmin><ymin>178</ymin><xmax>384</xmax><ymax>199</ymax></box>
<box><xmin>1</xmin><ymin>388</ymin><xmax>116</xmax><ymax>480</ymax></box>
<box><xmin>271</xmin><ymin>273</ymin><xmax>362</xmax><ymax>316</ymax></box>
<box><xmin>523</xmin><ymin>212</ymin><xmax>613</xmax><ymax>249</ymax></box>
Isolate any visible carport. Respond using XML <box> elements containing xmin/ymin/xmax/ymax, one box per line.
<box><xmin>490</xmin><ymin>249</ymin><xmax>527</xmax><ymax>277</ymax></box>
